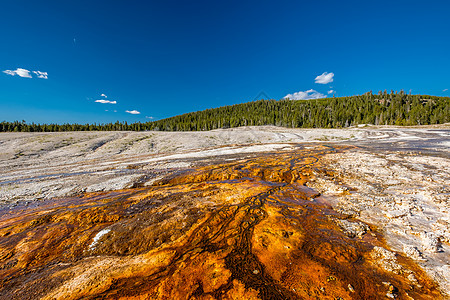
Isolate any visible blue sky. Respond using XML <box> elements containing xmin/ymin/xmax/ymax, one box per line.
<box><xmin>1</xmin><ymin>0</ymin><xmax>449</xmax><ymax>124</ymax></box>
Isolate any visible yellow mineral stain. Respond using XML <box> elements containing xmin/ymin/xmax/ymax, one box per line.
<box><xmin>0</xmin><ymin>145</ymin><xmax>443</xmax><ymax>299</ymax></box>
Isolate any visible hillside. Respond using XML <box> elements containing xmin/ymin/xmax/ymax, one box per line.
<box><xmin>1</xmin><ymin>91</ymin><xmax>449</xmax><ymax>132</ymax></box>
<box><xmin>148</xmin><ymin>91</ymin><xmax>449</xmax><ymax>131</ymax></box>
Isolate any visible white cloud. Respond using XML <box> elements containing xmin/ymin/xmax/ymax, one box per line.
<box><xmin>284</xmin><ymin>89</ymin><xmax>326</xmax><ymax>100</ymax></box>
<box><xmin>126</xmin><ymin>110</ymin><xmax>141</xmax><ymax>115</ymax></box>
<box><xmin>145</xmin><ymin>116</ymin><xmax>154</xmax><ymax>119</ymax></box>
<box><xmin>32</xmin><ymin>71</ymin><xmax>48</xmax><ymax>79</ymax></box>
<box><xmin>95</xmin><ymin>99</ymin><xmax>117</xmax><ymax>104</ymax></box>
<box><xmin>101</xmin><ymin>93</ymin><xmax>107</xmax><ymax>98</ymax></box>
<box><xmin>444</xmin><ymin>89</ymin><xmax>448</xmax><ymax>92</ymax></box>
<box><xmin>3</xmin><ymin>68</ymin><xmax>48</xmax><ymax>79</ymax></box>
<box><xmin>3</xmin><ymin>70</ymin><xmax>17</xmax><ymax>76</ymax></box>
<box><xmin>315</xmin><ymin>72</ymin><xmax>334</xmax><ymax>84</ymax></box>
<box><xmin>328</xmin><ymin>90</ymin><xmax>334</xmax><ymax>94</ymax></box>
<box><xmin>3</xmin><ymin>68</ymin><xmax>32</xmax><ymax>78</ymax></box>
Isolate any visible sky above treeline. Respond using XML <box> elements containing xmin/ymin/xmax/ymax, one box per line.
<box><xmin>1</xmin><ymin>0</ymin><xmax>449</xmax><ymax>124</ymax></box>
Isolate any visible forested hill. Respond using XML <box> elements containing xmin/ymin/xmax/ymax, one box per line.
<box><xmin>1</xmin><ymin>91</ymin><xmax>449</xmax><ymax>132</ymax></box>
<box><xmin>146</xmin><ymin>92</ymin><xmax>449</xmax><ymax>131</ymax></box>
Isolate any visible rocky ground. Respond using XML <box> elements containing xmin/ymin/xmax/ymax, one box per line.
<box><xmin>0</xmin><ymin>124</ymin><xmax>449</xmax><ymax>299</ymax></box>
<box><xmin>310</xmin><ymin>149</ymin><xmax>450</xmax><ymax>296</ymax></box>
<box><xmin>1</xmin><ymin>125</ymin><xmax>448</xmax><ymax>205</ymax></box>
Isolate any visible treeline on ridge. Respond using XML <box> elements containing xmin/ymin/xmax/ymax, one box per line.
<box><xmin>1</xmin><ymin>91</ymin><xmax>449</xmax><ymax>132</ymax></box>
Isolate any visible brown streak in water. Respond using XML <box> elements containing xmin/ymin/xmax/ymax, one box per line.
<box><xmin>0</xmin><ymin>145</ymin><xmax>443</xmax><ymax>299</ymax></box>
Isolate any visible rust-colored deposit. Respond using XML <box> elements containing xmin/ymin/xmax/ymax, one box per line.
<box><xmin>0</xmin><ymin>145</ymin><xmax>442</xmax><ymax>299</ymax></box>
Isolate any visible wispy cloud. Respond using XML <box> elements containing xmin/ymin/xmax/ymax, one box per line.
<box><xmin>3</xmin><ymin>68</ymin><xmax>32</xmax><ymax>78</ymax></box>
<box><xmin>32</xmin><ymin>71</ymin><xmax>48</xmax><ymax>79</ymax></box>
<box><xmin>444</xmin><ymin>89</ymin><xmax>448</xmax><ymax>92</ymax></box>
<box><xmin>126</xmin><ymin>110</ymin><xmax>141</xmax><ymax>115</ymax></box>
<box><xmin>95</xmin><ymin>99</ymin><xmax>117</xmax><ymax>104</ymax></box>
<box><xmin>101</xmin><ymin>93</ymin><xmax>107</xmax><ymax>98</ymax></box>
<box><xmin>3</xmin><ymin>68</ymin><xmax>48</xmax><ymax>79</ymax></box>
<box><xmin>145</xmin><ymin>116</ymin><xmax>154</xmax><ymax>119</ymax></box>
<box><xmin>315</xmin><ymin>72</ymin><xmax>334</xmax><ymax>84</ymax></box>
<box><xmin>284</xmin><ymin>89</ymin><xmax>326</xmax><ymax>100</ymax></box>
<box><xmin>328</xmin><ymin>90</ymin><xmax>334</xmax><ymax>94</ymax></box>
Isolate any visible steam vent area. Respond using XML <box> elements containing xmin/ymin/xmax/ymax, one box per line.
<box><xmin>0</xmin><ymin>127</ymin><xmax>449</xmax><ymax>299</ymax></box>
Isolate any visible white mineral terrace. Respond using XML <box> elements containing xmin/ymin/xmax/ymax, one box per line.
<box><xmin>0</xmin><ymin>124</ymin><xmax>449</xmax><ymax>295</ymax></box>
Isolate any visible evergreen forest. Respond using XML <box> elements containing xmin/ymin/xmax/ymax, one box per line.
<box><xmin>1</xmin><ymin>91</ymin><xmax>449</xmax><ymax>132</ymax></box>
